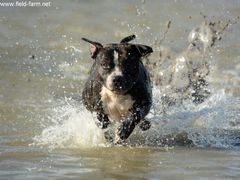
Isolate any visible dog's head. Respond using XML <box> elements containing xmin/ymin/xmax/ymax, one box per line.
<box><xmin>82</xmin><ymin>35</ymin><xmax>153</xmax><ymax>94</ymax></box>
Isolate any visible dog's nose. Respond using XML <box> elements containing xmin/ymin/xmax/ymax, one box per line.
<box><xmin>113</xmin><ymin>76</ymin><xmax>123</xmax><ymax>86</ymax></box>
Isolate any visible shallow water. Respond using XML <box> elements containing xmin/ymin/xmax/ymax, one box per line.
<box><xmin>0</xmin><ymin>0</ymin><xmax>240</xmax><ymax>179</ymax></box>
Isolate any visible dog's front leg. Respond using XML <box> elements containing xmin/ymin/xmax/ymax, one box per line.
<box><xmin>96</xmin><ymin>112</ymin><xmax>115</xmax><ymax>143</ymax></box>
<box><xmin>117</xmin><ymin>118</ymin><xmax>137</xmax><ymax>140</ymax></box>
<box><xmin>116</xmin><ymin>99</ymin><xmax>152</xmax><ymax>144</ymax></box>
<box><xmin>115</xmin><ymin>111</ymin><xmax>141</xmax><ymax>144</ymax></box>
<box><xmin>96</xmin><ymin>112</ymin><xmax>110</xmax><ymax>129</ymax></box>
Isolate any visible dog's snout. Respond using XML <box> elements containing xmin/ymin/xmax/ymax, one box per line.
<box><xmin>113</xmin><ymin>76</ymin><xmax>123</xmax><ymax>86</ymax></box>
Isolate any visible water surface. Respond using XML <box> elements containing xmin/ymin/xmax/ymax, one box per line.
<box><xmin>0</xmin><ymin>0</ymin><xmax>240</xmax><ymax>179</ymax></box>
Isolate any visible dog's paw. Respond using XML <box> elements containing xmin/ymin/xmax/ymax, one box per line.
<box><xmin>96</xmin><ymin>113</ymin><xmax>110</xmax><ymax>129</ymax></box>
<box><xmin>95</xmin><ymin>120</ymin><xmax>109</xmax><ymax>129</ymax></box>
<box><xmin>117</xmin><ymin>120</ymin><xmax>136</xmax><ymax>140</ymax></box>
<box><xmin>104</xmin><ymin>131</ymin><xmax>114</xmax><ymax>144</ymax></box>
<box><xmin>114</xmin><ymin>136</ymin><xmax>127</xmax><ymax>146</ymax></box>
<box><xmin>139</xmin><ymin>120</ymin><xmax>151</xmax><ymax>131</ymax></box>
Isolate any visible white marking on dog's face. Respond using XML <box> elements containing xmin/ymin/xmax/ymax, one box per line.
<box><xmin>106</xmin><ymin>67</ymin><xmax>123</xmax><ymax>90</ymax></box>
<box><xmin>113</xmin><ymin>67</ymin><xmax>122</xmax><ymax>76</ymax></box>
<box><xmin>105</xmin><ymin>50</ymin><xmax>124</xmax><ymax>91</ymax></box>
<box><xmin>113</xmin><ymin>50</ymin><xmax>118</xmax><ymax>66</ymax></box>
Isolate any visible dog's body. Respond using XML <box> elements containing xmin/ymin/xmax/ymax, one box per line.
<box><xmin>82</xmin><ymin>35</ymin><xmax>153</xmax><ymax>144</ymax></box>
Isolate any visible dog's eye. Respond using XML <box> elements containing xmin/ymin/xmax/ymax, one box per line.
<box><xmin>101</xmin><ymin>62</ymin><xmax>111</xmax><ymax>70</ymax></box>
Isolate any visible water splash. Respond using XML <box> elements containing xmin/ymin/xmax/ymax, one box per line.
<box><xmin>32</xmin><ymin>87</ymin><xmax>240</xmax><ymax>150</ymax></box>
<box><xmin>32</xmin><ymin>19</ymin><xmax>240</xmax><ymax>150</ymax></box>
<box><xmin>32</xmin><ymin>100</ymin><xmax>105</xmax><ymax>150</ymax></box>
<box><xmin>146</xmin><ymin>88</ymin><xmax>240</xmax><ymax>149</ymax></box>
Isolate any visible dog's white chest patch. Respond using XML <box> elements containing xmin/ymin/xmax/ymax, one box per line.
<box><xmin>100</xmin><ymin>86</ymin><xmax>134</xmax><ymax>121</ymax></box>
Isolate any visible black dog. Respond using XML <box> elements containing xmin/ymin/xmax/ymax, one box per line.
<box><xmin>82</xmin><ymin>35</ymin><xmax>153</xmax><ymax>144</ymax></box>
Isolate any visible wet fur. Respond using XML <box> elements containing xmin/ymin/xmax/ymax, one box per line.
<box><xmin>82</xmin><ymin>35</ymin><xmax>153</xmax><ymax>144</ymax></box>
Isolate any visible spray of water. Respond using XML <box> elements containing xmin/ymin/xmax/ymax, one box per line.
<box><xmin>32</xmin><ymin>100</ymin><xmax>105</xmax><ymax>149</ymax></box>
<box><xmin>32</xmin><ymin>16</ymin><xmax>240</xmax><ymax>150</ymax></box>
<box><xmin>32</xmin><ymin>84</ymin><xmax>240</xmax><ymax>150</ymax></box>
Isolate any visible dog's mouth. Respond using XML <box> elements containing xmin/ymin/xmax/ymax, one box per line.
<box><xmin>114</xmin><ymin>87</ymin><xmax>129</xmax><ymax>94</ymax></box>
<box><xmin>106</xmin><ymin>86</ymin><xmax>128</xmax><ymax>94</ymax></box>
<box><xmin>104</xmin><ymin>83</ymin><xmax>133</xmax><ymax>95</ymax></box>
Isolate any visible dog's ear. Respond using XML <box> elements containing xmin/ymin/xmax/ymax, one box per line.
<box><xmin>82</xmin><ymin>38</ymin><xmax>103</xmax><ymax>59</ymax></box>
<box><xmin>120</xmin><ymin>34</ymin><xmax>136</xmax><ymax>43</ymax></box>
<box><xmin>134</xmin><ymin>44</ymin><xmax>153</xmax><ymax>57</ymax></box>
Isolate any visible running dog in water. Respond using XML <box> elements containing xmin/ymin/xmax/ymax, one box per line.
<box><xmin>82</xmin><ymin>35</ymin><xmax>153</xmax><ymax>144</ymax></box>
